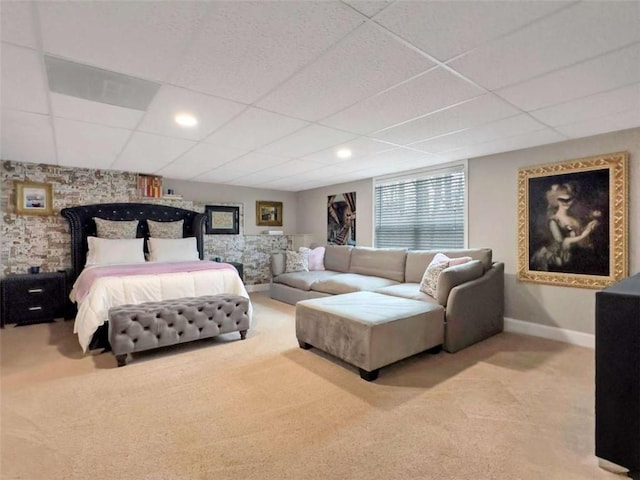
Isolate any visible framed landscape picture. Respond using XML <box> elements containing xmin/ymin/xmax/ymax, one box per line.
<box><xmin>15</xmin><ymin>181</ymin><xmax>54</xmax><ymax>216</ymax></box>
<box><xmin>517</xmin><ymin>151</ymin><xmax>628</xmax><ymax>289</ymax></box>
<box><xmin>205</xmin><ymin>205</ymin><xmax>239</xmax><ymax>235</ymax></box>
<box><xmin>256</xmin><ymin>201</ymin><xmax>282</xmax><ymax>227</ymax></box>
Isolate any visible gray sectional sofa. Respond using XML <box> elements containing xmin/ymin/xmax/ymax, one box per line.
<box><xmin>271</xmin><ymin>246</ymin><xmax>504</xmax><ymax>353</ymax></box>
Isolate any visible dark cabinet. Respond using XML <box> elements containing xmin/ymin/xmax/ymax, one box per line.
<box><xmin>595</xmin><ymin>273</ymin><xmax>640</xmax><ymax>474</ymax></box>
<box><xmin>1</xmin><ymin>272</ymin><xmax>66</xmax><ymax>327</ymax></box>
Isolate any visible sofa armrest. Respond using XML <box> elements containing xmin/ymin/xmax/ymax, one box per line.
<box><xmin>271</xmin><ymin>252</ymin><xmax>286</xmax><ymax>277</ymax></box>
<box><xmin>435</xmin><ymin>260</ymin><xmax>483</xmax><ymax>306</ymax></box>
<box><xmin>444</xmin><ymin>262</ymin><xmax>504</xmax><ymax>353</ymax></box>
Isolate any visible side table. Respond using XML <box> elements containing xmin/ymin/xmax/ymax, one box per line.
<box><xmin>1</xmin><ymin>272</ymin><xmax>66</xmax><ymax>327</ymax></box>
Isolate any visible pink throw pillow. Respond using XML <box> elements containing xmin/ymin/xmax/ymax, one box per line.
<box><xmin>432</xmin><ymin>252</ymin><xmax>472</xmax><ymax>266</ymax></box>
<box><xmin>299</xmin><ymin>246</ymin><xmax>325</xmax><ymax>271</ymax></box>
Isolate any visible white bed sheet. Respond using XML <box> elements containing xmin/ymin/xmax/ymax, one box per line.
<box><xmin>72</xmin><ymin>269</ymin><xmax>251</xmax><ymax>352</ymax></box>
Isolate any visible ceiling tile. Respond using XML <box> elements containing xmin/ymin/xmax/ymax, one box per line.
<box><xmin>204</xmin><ymin>108</ymin><xmax>308</xmax><ymax>150</ymax></box>
<box><xmin>373</xmin><ymin>94</ymin><xmax>520</xmax><ymax>145</ymax></box>
<box><xmin>1</xmin><ymin>44</ymin><xmax>49</xmax><ymax>114</ymax></box>
<box><xmin>156</xmin><ymin>143</ymin><xmax>248</xmax><ymax>180</ymax></box>
<box><xmin>193</xmin><ymin>168</ymin><xmax>246</xmax><ymax>184</ymax></box>
<box><xmin>450</xmin><ymin>2</ymin><xmax>640</xmax><ymax>90</ymax></box>
<box><xmin>257</xmin><ymin>23</ymin><xmax>435</xmax><ymax>121</ymax></box>
<box><xmin>339</xmin><ymin>147</ymin><xmax>439</xmax><ymax>174</ymax></box>
<box><xmin>258</xmin><ymin>124</ymin><xmax>357</xmax><ymax>158</ymax></box>
<box><xmin>1</xmin><ymin>2</ymin><xmax>38</xmax><ymax>48</ymax></box>
<box><xmin>410</xmin><ymin>114</ymin><xmax>548</xmax><ymax>153</ymax></box>
<box><xmin>54</xmin><ymin>117</ymin><xmax>131</xmax><ymax>169</ymax></box>
<box><xmin>224</xmin><ymin>152</ymin><xmax>290</xmax><ymax>173</ymax></box>
<box><xmin>342</xmin><ymin>1</ymin><xmax>392</xmax><ymax>18</ymax></box>
<box><xmin>171</xmin><ymin>2</ymin><xmax>365</xmax><ymax>103</ymax></box>
<box><xmin>226</xmin><ymin>170</ymin><xmax>286</xmax><ymax>187</ymax></box>
<box><xmin>137</xmin><ymin>85</ymin><xmax>246</xmax><ymax>141</ymax></box>
<box><xmin>266</xmin><ymin>159</ymin><xmax>325</xmax><ymax>177</ymax></box>
<box><xmin>1</xmin><ymin>110</ymin><xmax>56</xmax><ymax>164</ymax></box>
<box><xmin>302</xmin><ymin>137</ymin><xmax>395</xmax><ymax>164</ymax></box>
<box><xmin>112</xmin><ymin>132</ymin><xmax>196</xmax><ymax>174</ymax></box>
<box><xmin>374</xmin><ymin>1</ymin><xmax>570</xmax><ymax>61</ymax></box>
<box><xmin>555</xmin><ymin>109</ymin><xmax>640</xmax><ymax>139</ymax></box>
<box><xmin>38</xmin><ymin>1</ymin><xmax>210</xmax><ymax>81</ymax></box>
<box><xmin>321</xmin><ymin>67</ymin><xmax>484</xmax><ymax>134</ymax></box>
<box><xmin>51</xmin><ymin>93</ymin><xmax>144</xmax><ymax>129</ymax></box>
<box><xmin>530</xmin><ymin>83</ymin><xmax>640</xmax><ymax>127</ymax></box>
<box><xmin>496</xmin><ymin>43</ymin><xmax>640</xmax><ymax>111</ymax></box>
<box><xmin>440</xmin><ymin>128</ymin><xmax>567</xmax><ymax>161</ymax></box>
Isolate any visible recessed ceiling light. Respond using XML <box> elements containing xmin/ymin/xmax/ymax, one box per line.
<box><xmin>174</xmin><ymin>113</ymin><xmax>198</xmax><ymax>127</ymax></box>
<box><xmin>336</xmin><ymin>148</ymin><xmax>352</xmax><ymax>159</ymax></box>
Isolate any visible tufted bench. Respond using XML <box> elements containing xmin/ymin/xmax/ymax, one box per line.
<box><xmin>108</xmin><ymin>294</ymin><xmax>250</xmax><ymax>366</ymax></box>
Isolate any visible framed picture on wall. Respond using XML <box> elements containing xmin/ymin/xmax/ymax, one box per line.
<box><xmin>205</xmin><ymin>205</ymin><xmax>239</xmax><ymax>235</ymax></box>
<box><xmin>517</xmin><ymin>151</ymin><xmax>628</xmax><ymax>289</ymax></box>
<box><xmin>15</xmin><ymin>181</ymin><xmax>54</xmax><ymax>216</ymax></box>
<box><xmin>256</xmin><ymin>201</ymin><xmax>282</xmax><ymax>227</ymax></box>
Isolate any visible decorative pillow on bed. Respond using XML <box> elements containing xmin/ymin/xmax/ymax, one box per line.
<box><xmin>147</xmin><ymin>219</ymin><xmax>184</xmax><ymax>239</ymax></box>
<box><xmin>94</xmin><ymin>218</ymin><xmax>138</xmax><ymax>239</ymax></box>
<box><xmin>148</xmin><ymin>237</ymin><xmax>199</xmax><ymax>262</ymax></box>
<box><xmin>298</xmin><ymin>246</ymin><xmax>325</xmax><ymax>271</ymax></box>
<box><xmin>285</xmin><ymin>250</ymin><xmax>309</xmax><ymax>273</ymax></box>
<box><xmin>419</xmin><ymin>257</ymin><xmax>450</xmax><ymax>298</ymax></box>
<box><xmin>85</xmin><ymin>237</ymin><xmax>145</xmax><ymax>266</ymax></box>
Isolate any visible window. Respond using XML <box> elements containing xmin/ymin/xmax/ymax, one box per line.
<box><xmin>374</xmin><ymin>164</ymin><xmax>466</xmax><ymax>250</ymax></box>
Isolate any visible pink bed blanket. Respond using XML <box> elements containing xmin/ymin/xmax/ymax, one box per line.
<box><xmin>72</xmin><ymin>261</ymin><xmax>237</xmax><ymax>303</ymax></box>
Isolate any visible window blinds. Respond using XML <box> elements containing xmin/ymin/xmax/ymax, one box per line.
<box><xmin>374</xmin><ymin>167</ymin><xmax>466</xmax><ymax>250</ymax></box>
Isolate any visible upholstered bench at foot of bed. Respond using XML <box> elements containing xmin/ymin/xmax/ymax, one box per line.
<box><xmin>109</xmin><ymin>294</ymin><xmax>250</xmax><ymax>366</ymax></box>
<box><xmin>295</xmin><ymin>291</ymin><xmax>444</xmax><ymax>381</ymax></box>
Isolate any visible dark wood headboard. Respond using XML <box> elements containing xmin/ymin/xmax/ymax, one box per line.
<box><xmin>61</xmin><ymin>203</ymin><xmax>206</xmax><ymax>283</ymax></box>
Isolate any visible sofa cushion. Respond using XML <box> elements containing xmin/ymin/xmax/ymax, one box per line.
<box><xmin>375</xmin><ymin>283</ymin><xmax>440</xmax><ymax>306</ymax></box>
<box><xmin>405</xmin><ymin>248</ymin><xmax>493</xmax><ymax>283</ymax></box>
<box><xmin>349</xmin><ymin>247</ymin><xmax>407</xmax><ymax>282</ymax></box>
<box><xmin>273</xmin><ymin>271</ymin><xmax>342</xmax><ymax>291</ymax></box>
<box><xmin>311</xmin><ymin>273</ymin><xmax>398</xmax><ymax>295</ymax></box>
<box><xmin>299</xmin><ymin>246</ymin><xmax>325</xmax><ymax>271</ymax></box>
<box><xmin>324</xmin><ymin>245</ymin><xmax>353</xmax><ymax>272</ymax></box>
<box><xmin>435</xmin><ymin>260</ymin><xmax>484</xmax><ymax>306</ymax></box>
<box><xmin>285</xmin><ymin>250</ymin><xmax>309</xmax><ymax>273</ymax></box>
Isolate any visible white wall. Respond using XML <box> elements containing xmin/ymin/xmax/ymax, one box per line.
<box><xmin>469</xmin><ymin>127</ymin><xmax>639</xmax><ymax>334</ymax></box>
<box><xmin>295</xmin><ymin>178</ymin><xmax>374</xmax><ymax>246</ymax></box>
<box><xmin>164</xmin><ymin>178</ymin><xmax>298</xmax><ymax>236</ymax></box>
<box><xmin>296</xmin><ymin>128</ymin><xmax>639</xmax><ymax>335</ymax></box>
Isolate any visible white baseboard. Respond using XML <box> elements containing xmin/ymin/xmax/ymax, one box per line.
<box><xmin>245</xmin><ymin>283</ymin><xmax>270</xmax><ymax>293</ymax></box>
<box><xmin>504</xmin><ymin>317</ymin><xmax>595</xmax><ymax>349</ymax></box>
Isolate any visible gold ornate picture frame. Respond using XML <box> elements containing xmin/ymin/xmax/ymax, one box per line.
<box><xmin>517</xmin><ymin>151</ymin><xmax>628</xmax><ymax>289</ymax></box>
<box><xmin>15</xmin><ymin>181</ymin><xmax>54</xmax><ymax>216</ymax></box>
<box><xmin>256</xmin><ymin>201</ymin><xmax>283</xmax><ymax>227</ymax></box>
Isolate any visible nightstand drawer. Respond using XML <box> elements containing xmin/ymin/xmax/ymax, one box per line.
<box><xmin>1</xmin><ymin>272</ymin><xmax>66</xmax><ymax>327</ymax></box>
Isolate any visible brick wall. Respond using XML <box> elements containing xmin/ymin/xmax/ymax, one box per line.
<box><xmin>1</xmin><ymin>160</ymin><xmax>290</xmax><ymax>285</ymax></box>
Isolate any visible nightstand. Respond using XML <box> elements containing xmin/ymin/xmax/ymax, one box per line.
<box><xmin>1</xmin><ymin>272</ymin><xmax>66</xmax><ymax>328</ymax></box>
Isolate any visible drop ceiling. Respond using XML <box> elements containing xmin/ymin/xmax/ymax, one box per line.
<box><xmin>1</xmin><ymin>1</ymin><xmax>639</xmax><ymax>192</ymax></box>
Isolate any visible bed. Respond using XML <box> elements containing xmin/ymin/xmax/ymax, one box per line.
<box><xmin>61</xmin><ymin>203</ymin><xmax>251</xmax><ymax>352</ymax></box>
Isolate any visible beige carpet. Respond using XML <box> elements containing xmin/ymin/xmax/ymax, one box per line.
<box><xmin>0</xmin><ymin>293</ymin><xmax>622</xmax><ymax>480</ymax></box>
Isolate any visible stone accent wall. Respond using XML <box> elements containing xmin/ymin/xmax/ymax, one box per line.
<box><xmin>1</xmin><ymin>161</ymin><xmax>291</xmax><ymax>285</ymax></box>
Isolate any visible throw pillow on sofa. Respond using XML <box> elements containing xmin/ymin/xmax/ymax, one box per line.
<box><xmin>432</xmin><ymin>252</ymin><xmax>472</xmax><ymax>266</ymax></box>
<box><xmin>285</xmin><ymin>250</ymin><xmax>309</xmax><ymax>273</ymax></box>
<box><xmin>298</xmin><ymin>246</ymin><xmax>325</xmax><ymax>271</ymax></box>
<box><xmin>419</xmin><ymin>258</ymin><xmax>450</xmax><ymax>297</ymax></box>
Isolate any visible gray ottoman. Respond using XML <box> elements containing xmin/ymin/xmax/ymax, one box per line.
<box><xmin>295</xmin><ymin>291</ymin><xmax>444</xmax><ymax>381</ymax></box>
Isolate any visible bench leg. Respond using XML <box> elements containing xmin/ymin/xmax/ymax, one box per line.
<box><xmin>115</xmin><ymin>354</ymin><xmax>130</xmax><ymax>367</ymax></box>
<box><xmin>239</xmin><ymin>329</ymin><xmax>247</xmax><ymax>340</ymax></box>
<box><xmin>298</xmin><ymin>339</ymin><xmax>312</xmax><ymax>349</ymax></box>
<box><xmin>359</xmin><ymin>368</ymin><xmax>379</xmax><ymax>382</ymax></box>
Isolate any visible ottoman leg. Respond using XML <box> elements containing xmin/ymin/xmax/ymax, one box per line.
<box><xmin>239</xmin><ymin>329</ymin><xmax>247</xmax><ymax>340</ymax></box>
<box><xmin>427</xmin><ymin>344</ymin><xmax>443</xmax><ymax>354</ymax></box>
<box><xmin>359</xmin><ymin>368</ymin><xmax>379</xmax><ymax>382</ymax></box>
<box><xmin>115</xmin><ymin>354</ymin><xmax>129</xmax><ymax>367</ymax></box>
<box><xmin>298</xmin><ymin>339</ymin><xmax>312</xmax><ymax>349</ymax></box>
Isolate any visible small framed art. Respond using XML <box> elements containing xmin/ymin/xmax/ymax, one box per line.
<box><xmin>256</xmin><ymin>201</ymin><xmax>283</xmax><ymax>227</ymax></box>
<box><xmin>15</xmin><ymin>181</ymin><xmax>54</xmax><ymax>216</ymax></box>
<box><xmin>205</xmin><ymin>205</ymin><xmax>240</xmax><ymax>235</ymax></box>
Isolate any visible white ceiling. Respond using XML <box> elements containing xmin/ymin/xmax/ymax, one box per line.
<box><xmin>1</xmin><ymin>1</ymin><xmax>639</xmax><ymax>192</ymax></box>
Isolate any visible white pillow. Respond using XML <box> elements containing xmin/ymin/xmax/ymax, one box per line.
<box><xmin>298</xmin><ymin>246</ymin><xmax>325</xmax><ymax>271</ymax></box>
<box><xmin>85</xmin><ymin>237</ymin><xmax>145</xmax><ymax>266</ymax></box>
<box><xmin>148</xmin><ymin>237</ymin><xmax>199</xmax><ymax>262</ymax></box>
<box><xmin>419</xmin><ymin>257</ymin><xmax>450</xmax><ymax>297</ymax></box>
